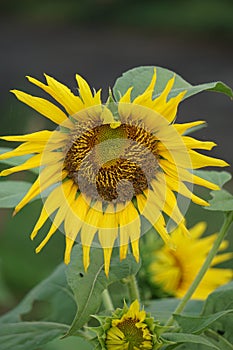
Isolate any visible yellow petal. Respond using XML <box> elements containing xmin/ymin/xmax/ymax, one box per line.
<box><xmin>76</xmin><ymin>74</ymin><xmax>96</xmax><ymax>107</ymax></box>
<box><xmin>130</xmin><ymin>69</ymin><xmax>157</xmax><ymax>106</ymax></box>
<box><xmin>31</xmin><ymin>179</ymin><xmax>76</xmax><ymax>239</ymax></box>
<box><xmin>64</xmin><ymin>193</ymin><xmax>91</xmax><ymax>270</ymax></box>
<box><xmin>174</xmin><ymin>120</ymin><xmax>206</xmax><ymax>135</ymax></box>
<box><xmin>118</xmin><ymin>202</ymin><xmax>140</xmax><ymax>262</ymax></box>
<box><xmin>64</xmin><ymin>194</ymin><xmax>90</xmax><ymax>241</ymax></box>
<box><xmin>64</xmin><ymin>236</ymin><xmax>75</xmax><ymax>264</ymax></box>
<box><xmin>159</xmin><ymin>158</ymin><xmax>220</xmax><ymax>190</ymax></box>
<box><xmin>35</xmin><ymin>223</ymin><xmax>58</xmax><ymax>253</ymax></box>
<box><xmin>103</xmin><ymin>247</ymin><xmax>114</xmax><ymax>276</ymax></box>
<box><xmin>35</xmin><ymin>180</ymin><xmax>77</xmax><ymax>253</ymax></box>
<box><xmin>0</xmin><ymin>154</ymin><xmax>41</xmax><ymax>176</ymax></box>
<box><xmin>0</xmin><ymin>142</ymin><xmax>45</xmax><ymax>160</ymax></box>
<box><xmin>1</xmin><ymin>152</ymin><xmax>63</xmax><ymax>176</ymax></box>
<box><xmin>119</xmin><ymin>87</ymin><xmax>133</xmax><ymax>103</ymax></box>
<box><xmin>154</xmin><ymin>214</ymin><xmax>172</xmax><ymax>246</ymax></box>
<box><xmin>143</xmin><ymin>68</ymin><xmax>157</xmax><ymax>96</ymax></box>
<box><xmin>153</xmin><ymin>75</ymin><xmax>175</xmax><ymax>106</ymax></box>
<box><xmin>137</xmin><ymin>192</ymin><xmax>171</xmax><ymax>245</ymax></box>
<box><xmin>82</xmin><ymin>245</ymin><xmax>91</xmax><ymax>272</ymax></box>
<box><xmin>44</xmin><ymin>74</ymin><xmax>84</xmax><ymax>115</ymax></box>
<box><xmin>92</xmin><ymin>89</ymin><xmax>102</xmax><ymax>105</ymax></box>
<box><xmin>156</xmin><ymin>91</ymin><xmax>186</xmax><ymax>123</ymax></box>
<box><xmin>183</xmin><ymin>136</ymin><xmax>216</xmax><ymax>150</ymax></box>
<box><xmin>188</xmin><ymin>221</ymin><xmax>207</xmax><ymax>239</ymax></box>
<box><xmin>11</xmin><ymin>90</ymin><xmax>67</xmax><ymax>124</ymax></box>
<box><xmin>80</xmin><ymin>202</ymin><xmax>103</xmax><ymax>245</ymax></box>
<box><xmin>212</xmin><ymin>252</ymin><xmax>233</xmax><ymax>266</ymax></box>
<box><xmin>14</xmin><ymin>165</ymin><xmax>67</xmax><ymax>215</ymax></box>
<box><xmin>189</xmin><ymin>150</ymin><xmax>229</xmax><ymax>169</ymax></box>
<box><xmin>0</xmin><ymin>130</ymin><xmax>52</xmax><ymax>143</ymax></box>
<box><xmin>30</xmin><ymin>206</ymin><xmax>50</xmax><ymax>240</ymax></box>
<box><xmin>164</xmin><ymin>174</ymin><xmax>209</xmax><ymax>206</ymax></box>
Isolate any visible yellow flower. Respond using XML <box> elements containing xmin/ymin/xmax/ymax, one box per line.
<box><xmin>148</xmin><ymin>222</ymin><xmax>233</xmax><ymax>299</ymax></box>
<box><xmin>105</xmin><ymin>300</ymin><xmax>154</xmax><ymax>350</ymax></box>
<box><xmin>0</xmin><ymin>70</ymin><xmax>228</xmax><ymax>275</ymax></box>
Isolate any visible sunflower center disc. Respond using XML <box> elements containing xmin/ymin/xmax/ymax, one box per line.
<box><xmin>64</xmin><ymin>123</ymin><xmax>158</xmax><ymax>203</ymax></box>
<box><xmin>117</xmin><ymin>318</ymin><xmax>146</xmax><ymax>348</ymax></box>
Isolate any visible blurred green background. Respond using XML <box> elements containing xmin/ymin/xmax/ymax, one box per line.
<box><xmin>0</xmin><ymin>1</ymin><xmax>233</xmax><ymax>348</ymax></box>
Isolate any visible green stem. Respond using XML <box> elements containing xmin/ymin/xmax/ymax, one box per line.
<box><xmin>127</xmin><ymin>274</ymin><xmax>141</xmax><ymax>302</ymax></box>
<box><xmin>166</xmin><ymin>211</ymin><xmax>233</xmax><ymax>327</ymax></box>
<box><xmin>102</xmin><ymin>289</ymin><xmax>114</xmax><ymax>311</ymax></box>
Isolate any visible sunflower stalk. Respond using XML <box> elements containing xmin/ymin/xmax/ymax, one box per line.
<box><xmin>102</xmin><ymin>289</ymin><xmax>114</xmax><ymax>311</ymax></box>
<box><xmin>165</xmin><ymin>211</ymin><xmax>233</xmax><ymax>327</ymax></box>
<box><xmin>127</xmin><ymin>274</ymin><xmax>141</xmax><ymax>302</ymax></box>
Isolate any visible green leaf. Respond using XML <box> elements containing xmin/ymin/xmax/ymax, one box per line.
<box><xmin>0</xmin><ymin>321</ymin><xmax>69</xmax><ymax>350</ymax></box>
<box><xmin>0</xmin><ymin>264</ymin><xmax>76</xmax><ymax>326</ymax></box>
<box><xmin>202</xmin><ymin>282</ymin><xmax>233</xmax><ymax>344</ymax></box>
<box><xmin>193</xmin><ymin>170</ymin><xmax>232</xmax><ymax>188</ymax></box>
<box><xmin>66</xmin><ymin>245</ymin><xmax>140</xmax><ymax>336</ymax></box>
<box><xmin>174</xmin><ymin>309</ymin><xmax>233</xmax><ymax>334</ymax></box>
<box><xmin>145</xmin><ymin>298</ymin><xmax>203</xmax><ymax>324</ymax></box>
<box><xmin>0</xmin><ymin>179</ymin><xmax>57</xmax><ymax>208</ymax></box>
<box><xmin>205</xmin><ymin>189</ymin><xmax>233</xmax><ymax>211</ymax></box>
<box><xmin>113</xmin><ymin>66</ymin><xmax>233</xmax><ymax>101</ymax></box>
<box><xmin>193</xmin><ymin>171</ymin><xmax>233</xmax><ymax>212</ymax></box>
<box><xmin>43</xmin><ymin>335</ymin><xmax>93</xmax><ymax>350</ymax></box>
<box><xmin>162</xmin><ymin>333</ymin><xmax>219</xmax><ymax>349</ymax></box>
<box><xmin>0</xmin><ymin>180</ymin><xmax>32</xmax><ymax>208</ymax></box>
<box><xmin>204</xmin><ymin>329</ymin><xmax>233</xmax><ymax>350</ymax></box>
<box><xmin>0</xmin><ymin>147</ymin><xmax>38</xmax><ymax>174</ymax></box>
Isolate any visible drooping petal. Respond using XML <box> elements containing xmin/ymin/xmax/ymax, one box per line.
<box><xmin>118</xmin><ymin>202</ymin><xmax>141</xmax><ymax>262</ymax></box>
<box><xmin>64</xmin><ymin>194</ymin><xmax>91</xmax><ymax>265</ymax></box>
<box><xmin>98</xmin><ymin>204</ymin><xmax>118</xmax><ymax>276</ymax></box>
<box><xmin>137</xmin><ymin>192</ymin><xmax>171</xmax><ymax>245</ymax></box>
<box><xmin>14</xmin><ymin>165</ymin><xmax>67</xmax><ymax>215</ymax></box>
<box><xmin>35</xmin><ymin>180</ymin><xmax>77</xmax><ymax>253</ymax></box>
<box><xmin>80</xmin><ymin>201</ymin><xmax>103</xmax><ymax>271</ymax></box>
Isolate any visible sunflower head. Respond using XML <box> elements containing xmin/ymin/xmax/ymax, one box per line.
<box><xmin>0</xmin><ymin>69</ymin><xmax>228</xmax><ymax>276</ymax></box>
<box><xmin>147</xmin><ymin>222</ymin><xmax>233</xmax><ymax>300</ymax></box>
<box><xmin>91</xmin><ymin>300</ymin><xmax>166</xmax><ymax>350</ymax></box>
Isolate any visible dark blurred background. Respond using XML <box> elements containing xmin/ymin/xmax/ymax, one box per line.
<box><xmin>0</xmin><ymin>1</ymin><xmax>232</xmax><ymax>347</ymax></box>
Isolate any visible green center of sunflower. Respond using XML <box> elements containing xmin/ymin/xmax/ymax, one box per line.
<box><xmin>115</xmin><ymin>318</ymin><xmax>148</xmax><ymax>349</ymax></box>
<box><xmin>64</xmin><ymin>122</ymin><xmax>158</xmax><ymax>203</ymax></box>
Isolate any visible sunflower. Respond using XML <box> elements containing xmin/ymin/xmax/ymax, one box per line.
<box><xmin>0</xmin><ymin>70</ymin><xmax>228</xmax><ymax>275</ymax></box>
<box><xmin>105</xmin><ymin>300</ymin><xmax>154</xmax><ymax>350</ymax></box>
<box><xmin>148</xmin><ymin>222</ymin><xmax>233</xmax><ymax>299</ymax></box>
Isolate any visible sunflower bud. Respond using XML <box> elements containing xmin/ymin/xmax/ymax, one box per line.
<box><xmin>91</xmin><ymin>299</ymin><xmax>168</xmax><ymax>349</ymax></box>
